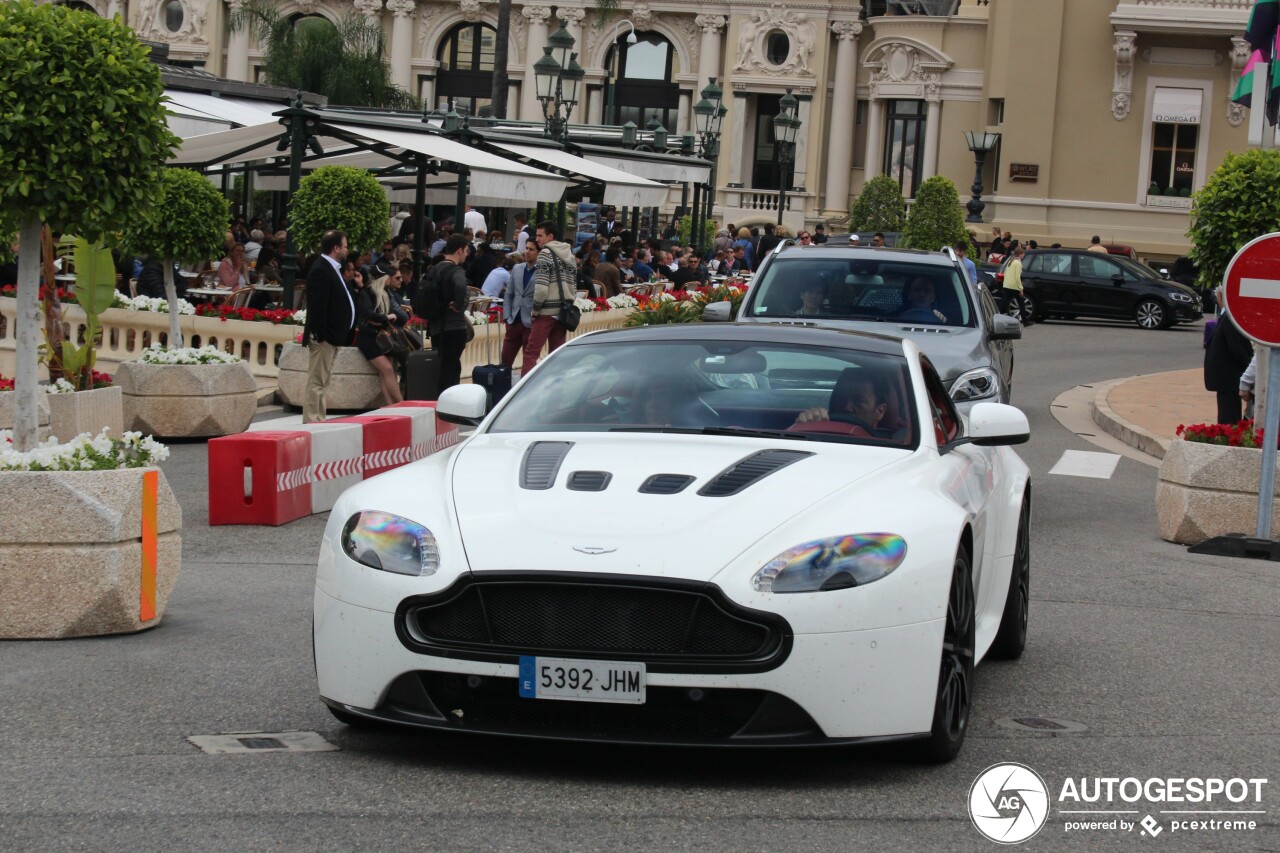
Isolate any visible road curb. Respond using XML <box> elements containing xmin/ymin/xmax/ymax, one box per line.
<box><xmin>1089</xmin><ymin>376</ymin><xmax>1170</xmax><ymax>460</ymax></box>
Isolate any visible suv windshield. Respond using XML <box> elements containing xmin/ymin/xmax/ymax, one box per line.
<box><xmin>746</xmin><ymin>256</ymin><xmax>974</xmax><ymax>327</ymax></box>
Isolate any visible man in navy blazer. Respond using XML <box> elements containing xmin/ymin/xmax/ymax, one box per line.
<box><xmin>303</xmin><ymin>229</ymin><xmax>354</xmax><ymax>423</ymax></box>
<box><xmin>501</xmin><ymin>241</ymin><xmax>538</xmax><ymax>372</ymax></box>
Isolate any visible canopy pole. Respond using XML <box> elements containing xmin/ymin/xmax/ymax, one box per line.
<box><xmin>279</xmin><ymin>93</ymin><xmax>308</xmax><ymax>311</ymax></box>
<box><xmin>455</xmin><ymin>166</ymin><xmax>469</xmax><ymax>236</ymax></box>
<box><xmin>413</xmin><ymin>154</ymin><xmax>427</xmax><ymax>286</ymax></box>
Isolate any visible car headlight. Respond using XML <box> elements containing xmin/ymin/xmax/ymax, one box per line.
<box><xmin>1170</xmin><ymin>291</ymin><xmax>1196</xmax><ymax>303</ymax></box>
<box><xmin>752</xmin><ymin>534</ymin><xmax>907</xmax><ymax>593</ymax></box>
<box><xmin>340</xmin><ymin>511</ymin><xmax>439</xmax><ymax>576</ymax></box>
<box><xmin>950</xmin><ymin>367</ymin><xmax>1000</xmax><ymax>403</ymax></box>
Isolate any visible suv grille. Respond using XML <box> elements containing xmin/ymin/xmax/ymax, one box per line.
<box><xmin>397</xmin><ymin>574</ymin><xmax>790</xmax><ymax>673</ymax></box>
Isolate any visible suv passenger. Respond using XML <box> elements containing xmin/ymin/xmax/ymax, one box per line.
<box><xmin>729</xmin><ymin>241</ymin><xmax>1021</xmax><ymax>412</ymax></box>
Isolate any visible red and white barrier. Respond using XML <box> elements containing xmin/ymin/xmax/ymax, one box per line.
<box><xmin>209</xmin><ymin>404</ymin><xmax>461</xmax><ymax>525</ymax></box>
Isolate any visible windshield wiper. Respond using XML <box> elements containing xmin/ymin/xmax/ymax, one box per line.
<box><xmin>611</xmin><ymin>426</ymin><xmax>813</xmax><ymax>440</ymax></box>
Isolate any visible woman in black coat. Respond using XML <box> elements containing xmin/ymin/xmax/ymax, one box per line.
<box><xmin>355</xmin><ymin>264</ymin><xmax>410</xmax><ymax>406</ymax></box>
<box><xmin>1204</xmin><ymin>309</ymin><xmax>1255</xmax><ymax>425</ymax></box>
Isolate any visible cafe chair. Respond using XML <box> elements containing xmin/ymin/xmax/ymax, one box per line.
<box><xmin>228</xmin><ymin>287</ymin><xmax>254</xmax><ymax>308</ymax></box>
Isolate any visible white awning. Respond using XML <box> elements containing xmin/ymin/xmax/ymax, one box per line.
<box><xmin>1152</xmin><ymin>87</ymin><xmax>1203</xmax><ymax>124</ymax></box>
<box><xmin>163</xmin><ymin>90</ymin><xmax>285</xmax><ymax>127</ymax></box>
<box><xmin>582</xmin><ymin>151</ymin><xmax>710</xmax><ymax>185</ymax></box>
<box><xmin>491</xmin><ymin>142</ymin><xmax>670</xmax><ymax>207</ymax></box>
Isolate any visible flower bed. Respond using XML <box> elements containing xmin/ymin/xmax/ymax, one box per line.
<box><xmin>119</xmin><ymin>347</ymin><xmax>258</xmax><ymax>437</ymax></box>
<box><xmin>1157</xmin><ymin>429</ymin><xmax>1280</xmax><ymax>545</ymax></box>
<box><xmin>0</xmin><ymin>427</ymin><xmax>167</xmax><ymax>471</ymax></box>
<box><xmin>194</xmin><ymin>303</ymin><xmax>305</xmax><ymax>325</ymax></box>
<box><xmin>139</xmin><ymin>344</ymin><xmax>241</xmax><ymax>365</ymax></box>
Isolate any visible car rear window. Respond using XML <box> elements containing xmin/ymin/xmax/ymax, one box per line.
<box><xmin>747</xmin><ymin>257</ymin><xmax>974</xmax><ymax>327</ymax></box>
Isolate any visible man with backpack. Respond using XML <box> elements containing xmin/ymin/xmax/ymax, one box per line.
<box><xmin>414</xmin><ymin>234</ymin><xmax>472</xmax><ymax>392</ymax></box>
<box><xmin>524</xmin><ymin>220</ymin><xmax>577</xmax><ymax>370</ymax></box>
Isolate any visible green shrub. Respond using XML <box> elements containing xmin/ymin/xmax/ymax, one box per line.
<box><xmin>676</xmin><ymin>214</ymin><xmax>718</xmax><ymax>247</ymax></box>
<box><xmin>288</xmin><ymin>165</ymin><xmax>389</xmax><ymax>256</ymax></box>
<box><xmin>902</xmin><ymin>176</ymin><xmax>973</xmax><ymax>254</ymax></box>
<box><xmin>124</xmin><ymin>169</ymin><xmax>229</xmax><ymax>265</ymax></box>
<box><xmin>849</xmin><ymin>175</ymin><xmax>906</xmax><ymax>232</ymax></box>
<box><xmin>1188</xmin><ymin>149</ymin><xmax>1280</xmax><ymax>293</ymax></box>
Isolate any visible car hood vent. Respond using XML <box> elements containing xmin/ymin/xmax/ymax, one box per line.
<box><xmin>897</xmin><ymin>326</ymin><xmax>952</xmax><ymax>334</ymax></box>
<box><xmin>567</xmin><ymin>470</ymin><xmax>612</xmax><ymax>491</ymax></box>
<box><xmin>698</xmin><ymin>450</ymin><xmax>814</xmax><ymax>497</ymax></box>
<box><xmin>639</xmin><ymin>473</ymin><xmax>696</xmax><ymax>495</ymax></box>
<box><xmin>520</xmin><ymin>441</ymin><xmax>574</xmax><ymax>490</ymax></box>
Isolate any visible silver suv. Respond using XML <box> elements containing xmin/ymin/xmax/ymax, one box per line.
<box><xmin>727</xmin><ymin>243</ymin><xmax>1020</xmax><ymax>412</ymax></box>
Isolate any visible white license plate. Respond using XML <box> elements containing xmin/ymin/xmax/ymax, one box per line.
<box><xmin>518</xmin><ymin>656</ymin><xmax>646</xmax><ymax>704</ymax></box>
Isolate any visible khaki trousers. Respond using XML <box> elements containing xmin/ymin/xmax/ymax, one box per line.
<box><xmin>304</xmin><ymin>340</ymin><xmax>338</xmax><ymax>423</ymax></box>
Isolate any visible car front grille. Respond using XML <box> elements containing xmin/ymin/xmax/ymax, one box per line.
<box><xmin>396</xmin><ymin>574</ymin><xmax>791</xmax><ymax>673</ymax></box>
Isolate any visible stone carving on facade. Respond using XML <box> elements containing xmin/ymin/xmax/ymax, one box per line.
<box><xmin>632</xmin><ymin>3</ymin><xmax>654</xmax><ymax>32</ymax></box>
<box><xmin>415</xmin><ymin>3</ymin><xmax>436</xmax><ymax>56</ymax></box>
<box><xmin>353</xmin><ymin>0</ymin><xmax>383</xmax><ymax>18</ymax></box>
<box><xmin>732</xmin><ymin>8</ymin><xmax>817</xmax><ymax>78</ymax></box>
<box><xmin>386</xmin><ymin>0</ymin><xmax>415</xmax><ymax>18</ymax></box>
<box><xmin>831</xmin><ymin>20</ymin><xmax>862</xmax><ymax>42</ymax></box>
<box><xmin>511</xmin><ymin>8</ymin><xmax>528</xmax><ymax>57</ymax></box>
<box><xmin>558</xmin><ymin>6</ymin><xmax>585</xmax><ymax>26</ymax></box>
<box><xmin>1229</xmin><ymin>36</ymin><xmax>1250</xmax><ymax>127</ymax></box>
<box><xmin>695</xmin><ymin>14</ymin><xmax>727</xmax><ymax>35</ymax></box>
<box><xmin>521</xmin><ymin>4</ymin><xmax>552</xmax><ymax>24</ymax></box>
<box><xmin>1112</xmin><ymin>29</ymin><xmax>1136</xmax><ymax>121</ymax></box>
<box><xmin>675</xmin><ymin>17</ymin><xmax>701</xmax><ymax>70</ymax></box>
<box><xmin>457</xmin><ymin>0</ymin><xmax>485</xmax><ymax>23</ymax></box>
<box><xmin>293</xmin><ymin>0</ymin><xmax>320</xmax><ymax>12</ymax></box>
<box><xmin>134</xmin><ymin>0</ymin><xmax>207</xmax><ymax>45</ymax></box>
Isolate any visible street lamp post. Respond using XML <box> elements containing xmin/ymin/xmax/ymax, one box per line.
<box><xmin>534</xmin><ymin>19</ymin><xmax>584</xmax><ymax>235</ymax></box>
<box><xmin>692</xmin><ymin>77</ymin><xmax>726</xmax><ymax>254</ymax></box>
<box><xmin>772</xmin><ymin>88</ymin><xmax>801</xmax><ymax>227</ymax></box>
<box><xmin>603</xmin><ymin>20</ymin><xmax>637</xmax><ymax>125</ymax></box>
<box><xmin>963</xmin><ymin>130</ymin><xmax>1001</xmax><ymax>223</ymax></box>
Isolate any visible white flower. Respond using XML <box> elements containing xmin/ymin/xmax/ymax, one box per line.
<box><xmin>117</xmin><ymin>295</ymin><xmax>196</xmax><ymax>315</ymax></box>
<box><xmin>43</xmin><ymin>378</ymin><xmax>77</xmax><ymax>394</ymax></box>
<box><xmin>655</xmin><ymin>292</ymin><xmax>677</xmax><ymax>303</ymax></box>
<box><xmin>605</xmin><ymin>294</ymin><xmax>638</xmax><ymax>309</ymax></box>
<box><xmin>573</xmin><ymin>297</ymin><xmax>597</xmax><ymax>312</ymax></box>
<box><xmin>139</xmin><ymin>344</ymin><xmax>240</xmax><ymax>365</ymax></box>
<box><xmin>291</xmin><ymin>309</ymin><xmax>307</xmax><ymax>325</ymax></box>
<box><xmin>466</xmin><ymin>311</ymin><xmax>490</xmax><ymax>325</ymax></box>
<box><xmin>0</xmin><ymin>427</ymin><xmax>167</xmax><ymax>471</ymax></box>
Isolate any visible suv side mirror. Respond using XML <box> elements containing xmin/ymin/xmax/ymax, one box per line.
<box><xmin>702</xmin><ymin>301</ymin><xmax>733</xmax><ymax>322</ymax></box>
<box><xmin>990</xmin><ymin>314</ymin><xmax>1022</xmax><ymax>340</ymax></box>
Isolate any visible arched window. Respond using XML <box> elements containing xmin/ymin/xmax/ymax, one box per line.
<box><xmin>604</xmin><ymin>32</ymin><xmax>680</xmax><ymax>133</ymax></box>
<box><xmin>437</xmin><ymin>22</ymin><xmax>497</xmax><ymax>117</ymax></box>
<box><xmin>56</xmin><ymin>0</ymin><xmax>99</xmax><ymax>13</ymax></box>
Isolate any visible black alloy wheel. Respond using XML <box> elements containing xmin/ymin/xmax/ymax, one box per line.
<box><xmin>916</xmin><ymin>548</ymin><xmax>975</xmax><ymax>763</ymax></box>
<box><xmin>990</xmin><ymin>494</ymin><xmax>1031</xmax><ymax>660</ymax></box>
<box><xmin>1007</xmin><ymin>293</ymin><xmax>1036</xmax><ymax>325</ymax></box>
<box><xmin>1135</xmin><ymin>298</ymin><xmax>1168</xmax><ymax>329</ymax></box>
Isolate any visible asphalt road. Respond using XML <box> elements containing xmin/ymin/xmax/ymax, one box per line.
<box><xmin>1</xmin><ymin>316</ymin><xmax>1277</xmax><ymax>852</ymax></box>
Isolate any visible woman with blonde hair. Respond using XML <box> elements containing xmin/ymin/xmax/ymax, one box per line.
<box><xmin>355</xmin><ymin>261</ymin><xmax>410</xmax><ymax>405</ymax></box>
<box><xmin>732</xmin><ymin>227</ymin><xmax>756</xmax><ymax>270</ymax></box>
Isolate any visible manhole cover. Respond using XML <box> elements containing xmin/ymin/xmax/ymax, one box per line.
<box><xmin>995</xmin><ymin>717</ymin><xmax>1088</xmax><ymax>734</ymax></box>
<box><xmin>187</xmin><ymin>731</ymin><xmax>338</xmax><ymax>754</ymax></box>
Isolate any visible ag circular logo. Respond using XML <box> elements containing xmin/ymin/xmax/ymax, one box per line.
<box><xmin>969</xmin><ymin>762</ymin><xmax>1051</xmax><ymax>844</ymax></box>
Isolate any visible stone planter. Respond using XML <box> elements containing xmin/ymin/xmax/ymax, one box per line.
<box><xmin>117</xmin><ymin>360</ymin><xmax>257</xmax><ymax>438</ymax></box>
<box><xmin>47</xmin><ymin>385</ymin><xmax>124</xmax><ymax>442</ymax></box>
<box><xmin>0</xmin><ymin>389</ymin><xmax>49</xmax><ymax>438</ymax></box>
<box><xmin>1156</xmin><ymin>439</ymin><xmax>1280</xmax><ymax>545</ymax></box>
<box><xmin>276</xmin><ymin>342</ymin><xmax>382</xmax><ymax>411</ymax></box>
<box><xmin>0</xmin><ymin>467</ymin><xmax>182</xmax><ymax>638</ymax></box>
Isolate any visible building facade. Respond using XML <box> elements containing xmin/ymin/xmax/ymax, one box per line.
<box><xmin>88</xmin><ymin>0</ymin><xmax>1256</xmax><ymax>258</ymax></box>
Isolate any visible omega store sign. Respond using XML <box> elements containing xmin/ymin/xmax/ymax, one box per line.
<box><xmin>1009</xmin><ymin>163</ymin><xmax>1039</xmax><ymax>182</ymax></box>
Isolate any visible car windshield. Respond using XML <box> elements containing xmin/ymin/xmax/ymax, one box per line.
<box><xmin>746</xmin><ymin>257</ymin><xmax>974</xmax><ymax>327</ymax></box>
<box><xmin>488</xmin><ymin>340</ymin><xmax>919</xmax><ymax>449</ymax></box>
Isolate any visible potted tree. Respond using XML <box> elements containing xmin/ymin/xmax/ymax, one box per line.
<box><xmin>276</xmin><ymin>165</ymin><xmax>390</xmax><ymax>410</ymax></box>
<box><xmin>849</xmin><ymin>175</ymin><xmax>907</xmax><ymax>235</ymax></box>
<box><xmin>117</xmin><ymin>169</ymin><xmax>257</xmax><ymax>437</ymax></box>
<box><xmin>0</xmin><ymin>1</ymin><xmax>183</xmax><ymax>638</ymax></box>
<box><xmin>902</xmin><ymin>176</ymin><xmax>974</xmax><ymax>254</ymax></box>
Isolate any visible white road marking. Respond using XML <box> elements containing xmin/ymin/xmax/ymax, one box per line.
<box><xmin>1240</xmin><ymin>277</ymin><xmax>1280</xmax><ymax>300</ymax></box>
<box><xmin>1049</xmin><ymin>450</ymin><xmax>1121</xmax><ymax>479</ymax></box>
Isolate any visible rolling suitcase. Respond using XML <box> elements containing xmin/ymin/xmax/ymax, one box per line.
<box><xmin>471</xmin><ymin>363</ymin><xmax>512</xmax><ymax>411</ymax></box>
<box><xmin>404</xmin><ymin>349</ymin><xmax>441</xmax><ymax>401</ymax></box>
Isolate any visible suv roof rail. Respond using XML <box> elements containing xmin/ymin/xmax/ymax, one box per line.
<box><xmin>941</xmin><ymin>245</ymin><xmax>958</xmax><ymax>262</ymax></box>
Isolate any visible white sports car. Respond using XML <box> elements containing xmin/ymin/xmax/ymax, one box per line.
<box><xmin>314</xmin><ymin>324</ymin><xmax>1032</xmax><ymax>762</ymax></box>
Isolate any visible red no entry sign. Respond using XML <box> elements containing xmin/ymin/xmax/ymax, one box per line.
<box><xmin>1223</xmin><ymin>232</ymin><xmax>1280</xmax><ymax>346</ymax></box>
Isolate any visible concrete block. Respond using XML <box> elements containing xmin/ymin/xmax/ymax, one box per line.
<box><xmin>276</xmin><ymin>342</ymin><xmax>382</xmax><ymax>411</ymax></box>
<box><xmin>117</xmin><ymin>361</ymin><xmax>257</xmax><ymax>438</ymax></box>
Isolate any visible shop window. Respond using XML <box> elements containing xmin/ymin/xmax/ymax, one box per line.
<box><xmin>1147</xmin><ymin>87</ymin><xmax>1201</xmax><ymax>197</ymax></box>
<box><xmin>883</xmin><ymin>99</ymin><xmax>925</xmax><ymax>197</ymax></box>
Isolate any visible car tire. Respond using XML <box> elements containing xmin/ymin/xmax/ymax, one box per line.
<box><xmin>914</xmin><ymin>547</ymin><xmax>975</xmax><ymax>764</ymax></box>
<box><xmin>1135</xmin><ymin>299</ymin><xmax>1169</xmax><ymax>329</ymax></box>
<box><xmin>989</xmin><ymin>494</ymin><xmax>1030</xmax><ymax>661</ymax></box>
<box><xmin>1008</xmin><ymin>293</ymin><xmax>1037</xmax><ymax>324</ymax></box>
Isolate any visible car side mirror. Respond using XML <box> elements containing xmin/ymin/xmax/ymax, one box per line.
<box><xmin>965</xmin><ymin>402</ymin><xmax>1030</xmax><ymax>446</ymax></box>
<box><xmin>702</xmin><ymin>301</ymin><xmax>733</xmax><ymax>322</ymax></box>
<box><xmin>1112</xmin><ymin>273</ymin><xmax>1125</xmax><ymax>286</ymax></box>
<box><xmin>1159</xmin><ymin>267</ymin><xmax>1170</xmax><ymax>278</ymax></box>
<box><xmin>436</xmin><ymin>384</ymin><xmax>489</xmax><ymax>426</ymax></box>
<box><xmin>989</xmin><ymin>314</ymin><xmax>1022</xmax><ymax>340</ymax></box>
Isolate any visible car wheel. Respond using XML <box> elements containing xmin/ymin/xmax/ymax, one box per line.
<box><xmin>1135</xmin><ymin>299</ymin><xmax>1168</xmax><ymax>329</ymax></box>
<box><xmin>989</xmin><ymin>494</ymin><xmax>1030</xmax><ymax>660</ymax></box>
<box><xmin>915</xmin><ymin>547</ymin><xmax>975</xmax><ymax>763</ymax></box>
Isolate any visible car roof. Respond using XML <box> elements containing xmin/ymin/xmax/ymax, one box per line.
<box><xmin>568</xmin><ymin>321</ymin><xmax>910</xmax><ymax>357</ymax></box>
<box><xmin>771</xmin><ymin>243</ymin><xmax>956</xmax><ymax>266</ymax></box>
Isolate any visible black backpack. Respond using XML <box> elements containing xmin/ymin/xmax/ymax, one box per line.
<box><xmin>413</xmin><ymin>262</ymin><xmax>455</xmax><ymax>322</ymax></box>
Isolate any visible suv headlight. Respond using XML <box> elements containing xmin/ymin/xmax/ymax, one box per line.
<box><xmin>341</xmin><ymin>511</ymin><xmax>439</xmax><ymax>576</ymax></box>
<box><xmin>752</xmin><ymin>534</ymin><xmax>907</xmax><ymax>593</ymax></box>
<box><xmin>950</xmin><ymin>367</ymin><xmax>1001</xmax><ymax>403</ymax></box>
<box><xmin>1170</xmin><ymin>291</ymin><xmax>1196</xmax><ymax>303</ymax></box>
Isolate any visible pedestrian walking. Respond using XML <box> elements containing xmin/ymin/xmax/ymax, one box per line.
<box><xmin>503</xmin><ymin>242</ymin><xmax>538</xmax><ymax>371</ymax></box>
<box><xmin>999</xmin><ymin>246</ymin><xmax>1028</xmax><ymax>320</ymax></box>
<box><xmin>303</xmin><ymin>230</ymin><xmax>355</xmax><ymax>423</ymax></box>
<box><xmin>523</xmin><ymin>220</ymin><xmax>577</xmax><ymax>370</ymax></box>
<box><xmin>427</xmin><ymin>234</ymin><xmax>473</xmax><ymax>393</ymax></box>
<box><xmin>1204</xmin><ymin>306</ymin><xmax>1254</xmax><ymax>425</ymax></box>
